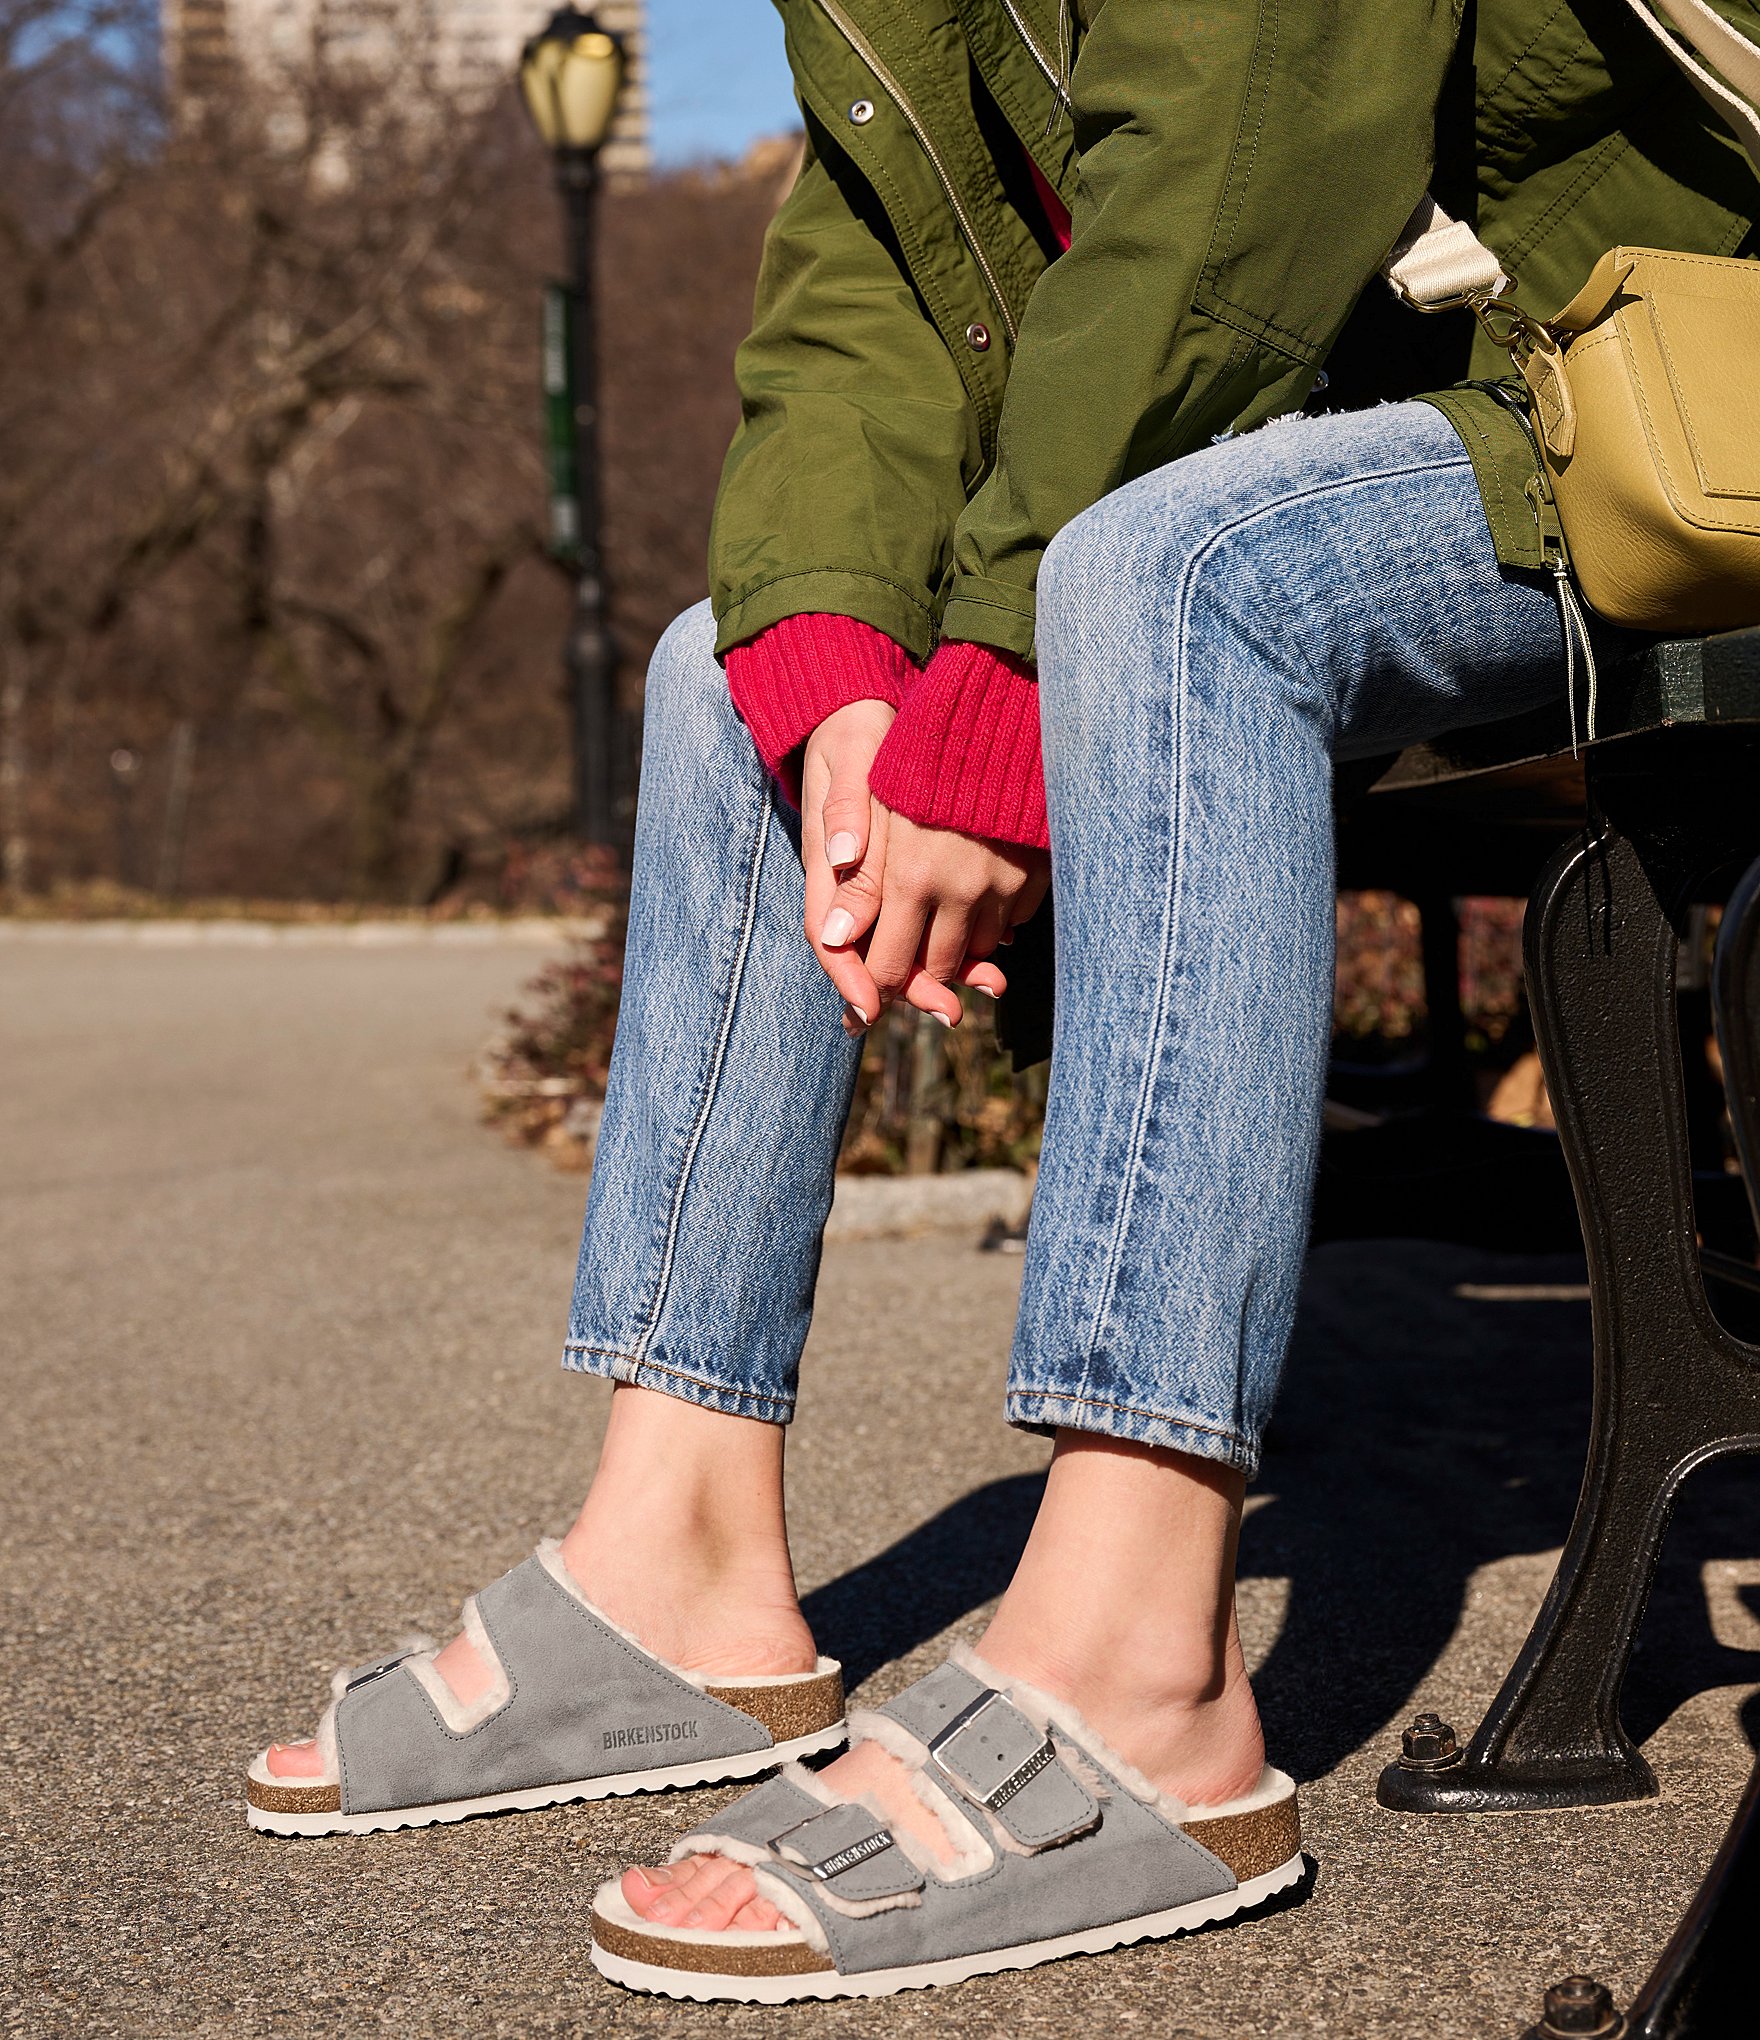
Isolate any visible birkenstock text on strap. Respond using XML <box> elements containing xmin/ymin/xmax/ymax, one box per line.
<box><xmin>878</xmin><ymin>1660</ymin><xmax>1098</xmax><ymax>1851</ymax></box>
<box><xmin>771</xmin><ymin>1806</ymin><xmax>925</xmax><ymax>1903</ymax></box>
<box><xmin>922</xmin><ymin>1687</ymin><xmax>1098</xmax><ymax>1850</ymax></box>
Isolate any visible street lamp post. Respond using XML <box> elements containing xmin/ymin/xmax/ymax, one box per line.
<box><xmin>519</xmin><ymin>8</ymin><xmax>627</xmax><ymax>848</ymax></box>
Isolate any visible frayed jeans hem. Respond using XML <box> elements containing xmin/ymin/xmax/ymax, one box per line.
<box><xmin>1005</xmin><ymin>1388</ymin><xmax>1257</xmax><ymax>1476</ymax></box>
<box><xmin>561</xmin><ymin>1343</ymin><xmax>796</xmax><ymax>1425</ymax></box>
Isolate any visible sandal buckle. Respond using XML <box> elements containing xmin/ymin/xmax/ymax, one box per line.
<box><xmin>342</xmin><ymin>1654</ymin><xmax>411</xmax><ymax>1695</ymax></box>
<box><xmin>926</xmin><ymin>1689</ymin><xmax>1059</xmax><ymax>1811</ymax></box>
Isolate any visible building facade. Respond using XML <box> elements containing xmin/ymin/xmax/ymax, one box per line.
<box><xmin>164</xmin><ymin>0</ymin><xmax>650</xmax><ymax>177</ymax></box>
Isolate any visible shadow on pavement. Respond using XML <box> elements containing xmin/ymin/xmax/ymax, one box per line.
<box><xmin>1249</xmin><ymin>1240</ymin><xmax>1760</xmax><ymax>1783</ymax></box>
<box><xmin>803</xmin><ymin>1473</ymin><xmax>1044</xmax><ymax>1690</ymax></box>
<box><xmin>809</xmin><ymin>1239</ymin><xmax>1760</xmax><ymax>1779</ymax></box>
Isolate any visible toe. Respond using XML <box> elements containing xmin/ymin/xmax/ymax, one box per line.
<box><xmin>265</xmin><ymin>1739</ymin><xmax>324</xmax><ymax>1780</ymax></box>
<box><xmin>678</xmin><ymin>1858</ymin><xmax>760</xmax><ymax>1930</ymax></box>
<box><xmin>729</xmin><ymin>1894</ymin><xmax>785</xmax><ymax>1931</ymax></box>
<box><xmin>634</xmin><ymin>1862</ymin><xmax>705</xmax><ymax>1923</ymax></box>
<box><xmin>621</xmin><ymin>1865</ymin><xmax>676</xmax><ymax>1918</ymax></box>
<box><xmin>623</xmin><ymin>1854</ymin><xmax>760</xmax><ymax>1928</ymax></box>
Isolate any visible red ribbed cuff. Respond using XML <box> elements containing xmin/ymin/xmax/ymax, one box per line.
<box><xmin>725</xmin><ymin>613</ymin><xmax>914</xmax><ymax>805</ymax></box>
<box><xmin>868</xmin><ymin>641</ymin><xmax>1048</xmax><ymax>850</ymax></box>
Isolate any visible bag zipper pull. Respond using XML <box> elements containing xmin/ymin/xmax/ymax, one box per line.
<box><xmin>1527</xmin><ymin>469</ymin><xmax>1598</xmax><ymax>756</ymax></box>
<box><xmin>1547</xmin><ymin>551</ymin><xmax>1599</xmax><ymax>758</ymax></box>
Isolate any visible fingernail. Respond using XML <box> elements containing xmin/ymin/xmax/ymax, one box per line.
<box><xmin>932</xmin><ymin>1010</ymin><xmax>955</xmax><ymax>1028</ymax></box>
<box><xmin>974</xmin><ymin>984</ymin><xmax>998</xmax><ymax>999</ymax></box>
<box><xmin>821</xmin><ymin>908</ymin><xmax>856</xmax><ymax>947</ymax></box>
<box><xmin>851</xmin><ymin>1004</ymin><xmax>870</xmax><ymax>1026</ymax></box>
<box><xmin>826</xmin><ymin>831</ymin><xmax>860</xmax><ymax>869</ymax></box>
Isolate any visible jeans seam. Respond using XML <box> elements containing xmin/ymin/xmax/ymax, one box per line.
<box><xmin>628</xmin><ymin>779</ymin><xmax>772</xmax><ymax>1367</ymax></box>
<box><xmin>1008</xmin><ymin>1386</ymin><xmax>1246</xmax><ymax>1446</ymax></box>
<box><xmin>566</xmin><ymin>1344</ymin><xmax>796</xmax><ymax>1417</ymax></box>
<box><xmin>1070</xmin><ymin>451</ymin><xmax>1473</xmax><ymax>1396</ymax></box>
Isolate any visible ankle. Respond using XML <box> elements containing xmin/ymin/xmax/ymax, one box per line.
<box><xmin>973</xmin><ymin>1436</ymin><xmax>1265</xmax><ymax>1806</ymax></box>
<box><xmin>978</xmin><ymin>1624</ymin><xmax>1265</xmax><ymax>1807</ymax></box>
<box><xmin>557</xmin><ymin>1386</ymin><xmax>814</xmax><ymax>1678</ymax></box>
<box><xmin>981</xmin><ymin>1625</ymin><xmax>1231</xmax><ymax>1718</ymax></box>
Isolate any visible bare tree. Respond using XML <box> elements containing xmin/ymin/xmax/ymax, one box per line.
<box><xmin>1</xmin><ymin>19</ymin><xmax>784</xmax><ymax>903</ymax></box>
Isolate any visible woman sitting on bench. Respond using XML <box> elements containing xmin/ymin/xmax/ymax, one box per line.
<box><xmin>248</xmin><ymin>0</ymin><xmax>1757</xmax><ymax>2003</ymax></box>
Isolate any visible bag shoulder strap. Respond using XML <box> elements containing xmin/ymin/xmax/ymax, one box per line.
<box><xmin>1385</xmin><ymin>0</ymin><xmax>1760</xmax><ymax>311</ymax></box>
<box><xmin>1622</xmin><ymin>0</ymin><xmax>1760</xmax><ymax>173</ymax></box>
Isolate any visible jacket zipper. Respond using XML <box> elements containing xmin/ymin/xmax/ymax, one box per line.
<box><xmin>998</xmin><ymin>0</ymin><xmax>1071</xmax><ymax>109</ymax></box>
<box><xmin>814</xmin><ymin>0</ymin><xmax>1021</xmax><ymax>344</ymax></box>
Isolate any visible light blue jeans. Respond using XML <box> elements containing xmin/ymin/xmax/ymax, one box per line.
<box><xmin>563</xmin><ymin>402</ymin><xmax>1566</xmax><ymax>1474</ymax></box>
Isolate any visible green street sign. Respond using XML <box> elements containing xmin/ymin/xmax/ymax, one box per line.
<box><xmin>542</xmin><ymin>283</ymin><xmax>581</xmax><ymax>562</ymax></box>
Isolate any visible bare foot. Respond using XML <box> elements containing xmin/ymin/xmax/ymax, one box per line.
<box><xmin>621</xmin><ymin>1432</ymin><xmax>1265</xmax><ymax>1936</ymax></box>
<box><xmin>621</xmin><ymin>1737</ymin><xmax>959</xmax><ymax>1933</ymax></box>
<box><xmin>267</xmin><ymin>1386</ymin><xmax>816</xmax><ymax>1778</ymax></box>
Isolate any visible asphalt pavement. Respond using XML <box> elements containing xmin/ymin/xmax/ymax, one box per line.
<box><xmin>4</xmin><ymin>933</ymin><xmax>1758</xmax><ymax>2038</ymax></box>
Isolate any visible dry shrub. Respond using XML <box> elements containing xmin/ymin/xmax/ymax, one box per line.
<box><xmin>1335</xmin><ymin>891</ymin><xmax>1527</xmax><ymax>1053</ymax></box>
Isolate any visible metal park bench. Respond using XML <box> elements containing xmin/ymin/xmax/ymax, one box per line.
<box><xmin>1333</xmin><ymin>627</ymin><xmax>1760</xmax><ymax>2038</ymax></box>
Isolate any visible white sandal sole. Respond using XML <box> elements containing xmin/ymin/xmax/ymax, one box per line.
<box><xmin>589</xmin><ymin>1849</ymin><xmax>1308</xmax><ymax>2002</ymax></box>
<box><xmin>245</xmin><ymin>1722</ymin><xmax>847</xmax><ymax>1837</ymax></box>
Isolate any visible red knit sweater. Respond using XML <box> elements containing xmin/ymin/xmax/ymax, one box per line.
<box><xmin>722</xmin><ymin>157</ymin><xmax>1071</xmax><ymax>854</ymax></box>
<box><xmin>726</xmin><ymin>618</ymin><xmax>1048</xmax><ymax>848</ymax></box>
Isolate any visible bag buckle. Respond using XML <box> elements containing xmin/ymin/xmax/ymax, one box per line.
<box><xmin>1470</xmin><ymin>289</ymin><xmax>1556</xmax><ymax>363</ymax></box>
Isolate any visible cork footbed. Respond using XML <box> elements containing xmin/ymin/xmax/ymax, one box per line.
<box><xmin>1184</xmin><ymin>1792</ymin><xmax>1303</xmax><ymax>1883</ymax></box>
<box><xmin>594</xmin><ymin>1904</ymin><xmax>835</xmax><ymax>1978</ymax></box>
<box><xmin>590</xmin><ymin>1786</ymin><xmax>1303</xmax><ymax>1981</ymax></box>
<box><xmin>243</xmin><ymin>1666</ymin><xmax>845</xmax><ymax>1815</ymax></box>
<box><xmin>704</xmin><ymin>1667</ymin><xmax>844</xmax><ymax>1743</ymax></box>
<box><xmin>246</xmin><ymin>1777</ymin><xmax>343</xmax><ymax>1814</ymax></box>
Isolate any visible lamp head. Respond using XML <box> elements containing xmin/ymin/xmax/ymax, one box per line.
<box><xmin>519</xmin><ymin>6</ymin><xmax>626</xmax><ymax>152</ymax></box>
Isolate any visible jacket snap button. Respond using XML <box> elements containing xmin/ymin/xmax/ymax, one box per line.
<box><xmin>966</xmin><ymin>322</ymin><xmax>991</xmax><ymax>352</ymax></box>
<box><xmin>848</xmin><ymin>98</ymin><xmax>875</xmax><ymax>125</ymax></box>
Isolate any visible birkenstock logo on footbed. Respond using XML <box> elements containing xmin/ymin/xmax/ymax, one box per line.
<box><xmin>603</xmin><ymin>1720</ymin><xmax>702</xmax><ymax>1750</ymax></box>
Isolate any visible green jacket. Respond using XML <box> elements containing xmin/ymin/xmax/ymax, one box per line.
<box><xmin>710</xmin><ymin>0</ymin><xmax>1759</xmax><ymax>666</ymax></box>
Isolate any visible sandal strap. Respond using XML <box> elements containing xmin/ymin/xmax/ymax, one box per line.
<box><xmin>879</xmin><ymin>1664</ymin><xmax>1097</xmax><ymax>1851</ymax></box>
<box><xmin>661</xmin><ymin>1661</ymin><xmax>1253</xmax><ymax>1982</ymax></box>
<box><xmin>332</xmin><ymin>1556</ymin><xmax>772</xmax><ymax>1815</ymax></box>
<box><xmin>769</xmin><ymin>1804</ymin><xmax>924</xmax><ymax>1903</ymax></box>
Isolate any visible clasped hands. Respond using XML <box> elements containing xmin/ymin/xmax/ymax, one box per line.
<box><xmin>799</xmin><ymin>699</ymin><xmax>1050</xmax><ymax>1035</ymax></box>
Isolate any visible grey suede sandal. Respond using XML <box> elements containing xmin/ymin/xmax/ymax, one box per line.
<box><xmin>245</xmin><ymin>1541</ymin><xmax>845</xmax><ymax>1837</ymax></box>
<box><xmin>589</xmin><ymin>1646</ymin><xmax>1304</xmax><ymax>2003</ymax></box>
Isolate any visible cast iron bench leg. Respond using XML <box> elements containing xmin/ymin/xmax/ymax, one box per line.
<box><xmin>1713</xmin><ymin>856</ymin><xmax>1760</xmax><ymax>1238</ymax></box>
<box><xmin>1511</xmin><ymin>862</ymin><xmax>1760</xmax><ymax>2028</ymax></box>
<box><xmin>1618</xmin><ymin>1753</ymin><xmax>1760</xmax><ymax>2038</ymax></box>
<box><xmin>1381</xmin><ymin>755</ymin><xmax>1760</xmax><ymax>1814</ymax></box>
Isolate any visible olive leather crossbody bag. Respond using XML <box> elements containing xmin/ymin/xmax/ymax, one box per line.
<box><xmin>1384</xmin><ymin>0</ymin><xmax>1760</xmax><ymax>646</ymax></box>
